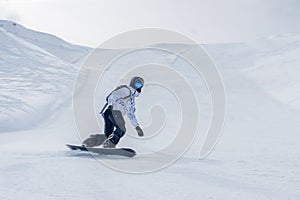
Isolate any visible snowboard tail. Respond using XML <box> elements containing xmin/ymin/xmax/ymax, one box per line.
<box><xmin>66</xmin><ymin>144</ymin><xmax>136</xmax><ymax>158</ymax></box>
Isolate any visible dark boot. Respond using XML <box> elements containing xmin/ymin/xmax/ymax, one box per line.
<box><xmin>82</xmin><ymin>134</ymin><xmax>106</xmax><ymax>147</ymax></box>
<box><xmin>102</xmin><ymin>139</ymin><xmax>116</xmax><ymax>148</ymax></box>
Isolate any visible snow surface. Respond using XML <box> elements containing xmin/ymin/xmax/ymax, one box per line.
<box><xmin>0</xmin><ymin>20</ymin><xmax>299</xmax><ymax>199</ymax></box>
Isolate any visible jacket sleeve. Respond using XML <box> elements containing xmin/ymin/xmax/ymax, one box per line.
<box><xmin>127</xmin><ymin>108</ymin><xmax>139</xmax><ymax>128</ymax></box>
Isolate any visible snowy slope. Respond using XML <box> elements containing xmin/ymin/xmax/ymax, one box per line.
<box><xmin>244</xmin><ymin>34</ymin><xmax>300</xmax><ymax>110</ymax></box>
<box><xmin>0</xmin><ymin>20</ymin><xmax>89</xmax><ymax>63</ymax></box>
<box><xmin>0</xmin><ymin>21</ymin><xmax>299</xmax><ymax>200</ymax></box>
<box><xmin>0</xmin><ymin>20</ymin><xmax>91</xmax><ymax>132</ymax></box>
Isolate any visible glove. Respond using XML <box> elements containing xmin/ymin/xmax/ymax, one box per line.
<box><xmin>136</xmin><ymin>126</ymin><xmax>144</xmax><ymax>137</ymax></box>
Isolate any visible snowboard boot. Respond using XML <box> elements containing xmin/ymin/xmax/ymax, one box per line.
<box><xmin>102</xmin><ymin>139</ymin><xmax>116</xmax><ymax>148</ymax></box>
<box><xmin>82</xmin><ymin>134</ymin><xmax>106</xmax><ymax>147</ymax></box>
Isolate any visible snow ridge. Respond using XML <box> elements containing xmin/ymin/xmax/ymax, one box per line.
<box><xmin>0</xmin><ymin>20</ymin><xmax>90</xmax><ymax>132</ymax></box>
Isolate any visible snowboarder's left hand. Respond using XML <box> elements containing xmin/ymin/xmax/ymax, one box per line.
<box><xmin>136</xmin><ymin>126</ymin><xmax>144</xmax><ymax>137</ymax></box>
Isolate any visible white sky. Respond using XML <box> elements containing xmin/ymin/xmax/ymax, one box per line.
<box><xmin>0</xmin><ymin>0</ymin><xmax>299</xmax><ymax>47</ymax></box>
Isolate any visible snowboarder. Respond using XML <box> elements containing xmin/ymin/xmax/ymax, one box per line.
<box><xmin>83</xmin><ymin>76</ymin><xmax>144</xmax><ymax>148</ymax></box>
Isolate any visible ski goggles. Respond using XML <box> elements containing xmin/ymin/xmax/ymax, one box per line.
<box><xmin>134</xmin><ymin>82</ymin><xmax>143</xmax><ymax>89</ymax></box>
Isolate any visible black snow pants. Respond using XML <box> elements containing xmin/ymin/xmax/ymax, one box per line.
<box><xmin>103</xmin><ymin>107</ymin><xmax>126</xmax><ymax>145</ymax></box>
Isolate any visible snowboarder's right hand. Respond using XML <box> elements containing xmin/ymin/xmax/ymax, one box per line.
<box><xmin>136</xmin><ymin>126</ymin><xmax>144</xmax><ymax>137</ymax></box>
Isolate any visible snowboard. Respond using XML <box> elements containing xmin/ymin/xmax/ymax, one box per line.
<box><xmin>66</xmin><ymin>144</ymin><xmax>136</xmax><ymax>158</ymax></box>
